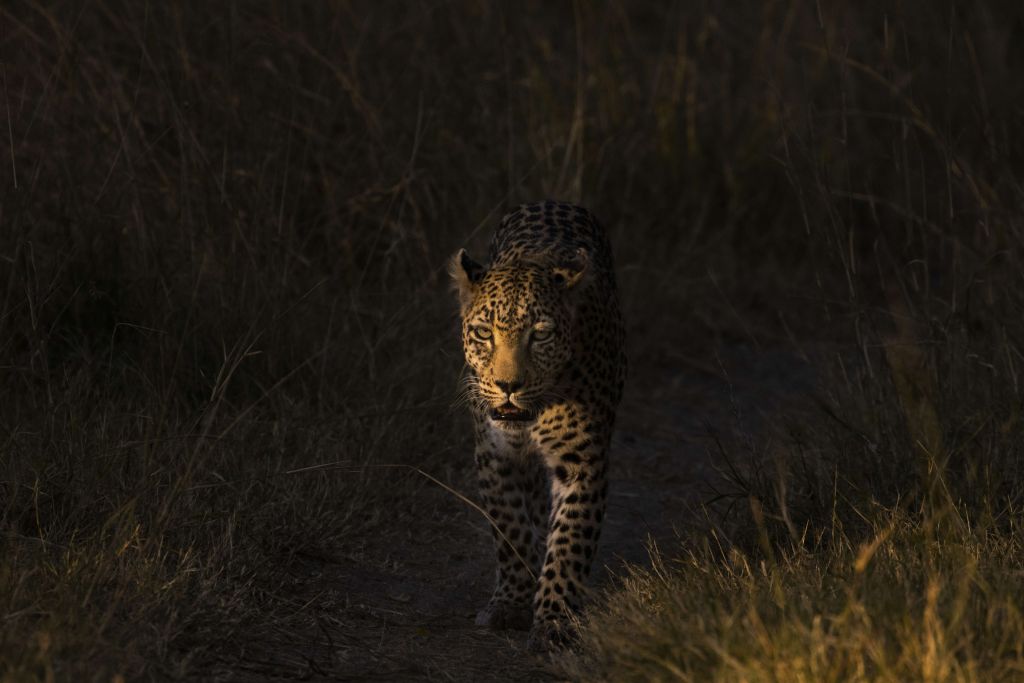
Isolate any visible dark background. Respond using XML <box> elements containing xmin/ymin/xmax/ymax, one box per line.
<box><xmin>2</xmin><ymin>1</ymin><xmax>1024</xmax><ymax>679</ymax></box>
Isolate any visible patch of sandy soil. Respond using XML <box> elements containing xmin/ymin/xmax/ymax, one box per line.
<box><xmin>228</xmin><ymin>346</ymin><xmax>813</xmax><ymax>681</ymax></box>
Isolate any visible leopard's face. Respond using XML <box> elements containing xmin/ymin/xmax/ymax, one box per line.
<box><xmin>451</xmin><ymin>251</ymin><xmax>588</xmax><ymax>429</ymax></box>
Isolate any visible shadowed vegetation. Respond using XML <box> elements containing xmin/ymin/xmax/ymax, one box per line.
<box><xmin>1</xmin><ymin>0</ymin><xmax>1023</xmax><ymax>680</ymax></box>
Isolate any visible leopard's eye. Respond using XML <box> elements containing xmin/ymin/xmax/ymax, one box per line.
<box><xmin>471</xmin><ymin>326</ymin><xmax>492</xmax><ymax>342</ymax></box>
<box><xmin>532</xmin><ymin>327</ymin><xmax>554</xmax><ymax>343</ymax></box>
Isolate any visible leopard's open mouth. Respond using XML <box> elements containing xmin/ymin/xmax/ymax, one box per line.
<box><xmin>490</xmin><ymin>403</ymin><xmax>535</xmax><ymax>423</ymax></box>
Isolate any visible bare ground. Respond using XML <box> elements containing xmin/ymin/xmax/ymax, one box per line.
<box><xmin>213</xmin><ymin>345</ymin><xmax>813</xmax><ymax>682</ymax></box>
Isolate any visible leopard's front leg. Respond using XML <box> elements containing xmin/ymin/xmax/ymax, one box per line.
<box><xmin>474</xmin><ymin>445</ymin><xmax>545</xmax><ymax>631</ymax></box>
<box><xmin>529</xmin><ymin>425</ymin><xmax>609</xmax><ymax>650</ymax></box>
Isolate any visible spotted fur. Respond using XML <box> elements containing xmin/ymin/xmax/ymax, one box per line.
<box><xmin>450</xmin><ymin>200</ymin><xmax>626</xmax><ymax>650</ymax></box>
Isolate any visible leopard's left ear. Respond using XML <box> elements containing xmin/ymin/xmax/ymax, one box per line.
<box><xmin>552</xmin><ymin>248</ymin><xmax>589</xmax><ymax>289</ymax></box>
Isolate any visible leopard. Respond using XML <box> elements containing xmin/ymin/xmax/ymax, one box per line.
<box><xmin>449</xmin><ymin>200</ymin><xmax>626</xmax><ymax>651</ymax></box>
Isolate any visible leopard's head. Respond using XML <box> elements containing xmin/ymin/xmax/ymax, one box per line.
<box><xmin>450</xmin><ymin>248</ymin><xmax>589</xmax><ymax>428</ymax></box>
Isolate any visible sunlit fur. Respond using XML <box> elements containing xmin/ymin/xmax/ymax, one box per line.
<box><xmin>451</xmin><ymin>200</ymin><xmax>626</xmax><ymax>651</ymax></box>
<box><xmin>460</xmin><ymin>263</ymin><xmax>578</xmax><ymax>423</ymax></box>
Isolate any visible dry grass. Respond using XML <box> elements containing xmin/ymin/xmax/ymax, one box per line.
<box><xmin>1</xmin><ymin>0</ymin><xmax>1024</xmax><ymax>680</ymax></box>
<box><xmin>553</xmin><ymin>1</ymin><xmax>1024</xmax><ymax>681</ymax></box>
<box><xmin>562</xmin><ymin>507</ymin><xmax>1024</xmax><ymax>682</ymax></box>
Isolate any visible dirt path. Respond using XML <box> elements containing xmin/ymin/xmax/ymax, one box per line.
<box><xmin>232</xmin><ymin>346</ymin><xmax>811</xmax><ymax>681</ymax></box>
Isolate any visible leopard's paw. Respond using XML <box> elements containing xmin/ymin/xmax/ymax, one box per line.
<box><xmin>527</xmin><ymin>618</ymin><xmax>577</xmax><ymax>653</ymax></box>
<box><xmin>474</xmin><ymin>600</ymin><xmax>532</xmax><ymax>631</ymax></box>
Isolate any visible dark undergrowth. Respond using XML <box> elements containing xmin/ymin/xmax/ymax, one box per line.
<box><xmin>1</xmin><ymin>0</ymin><xmax>1023</xmax><ymax>680</ymax></box>
<box><xmin>556</xmin><ymin>2</ymin><xmax>1024</xmax><ymax>681</ymax></box>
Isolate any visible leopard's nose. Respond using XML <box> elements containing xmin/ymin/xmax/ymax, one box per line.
<box><xmin>495</xmin><ymin>379</ymin><xmax>523</xmax><ymax>396</ymax></box>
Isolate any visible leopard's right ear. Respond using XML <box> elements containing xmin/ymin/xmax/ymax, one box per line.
<box><xmin>449</xmin><ymin>248</ymin><xmax>485</xmax><ymax>313</ymax></box>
